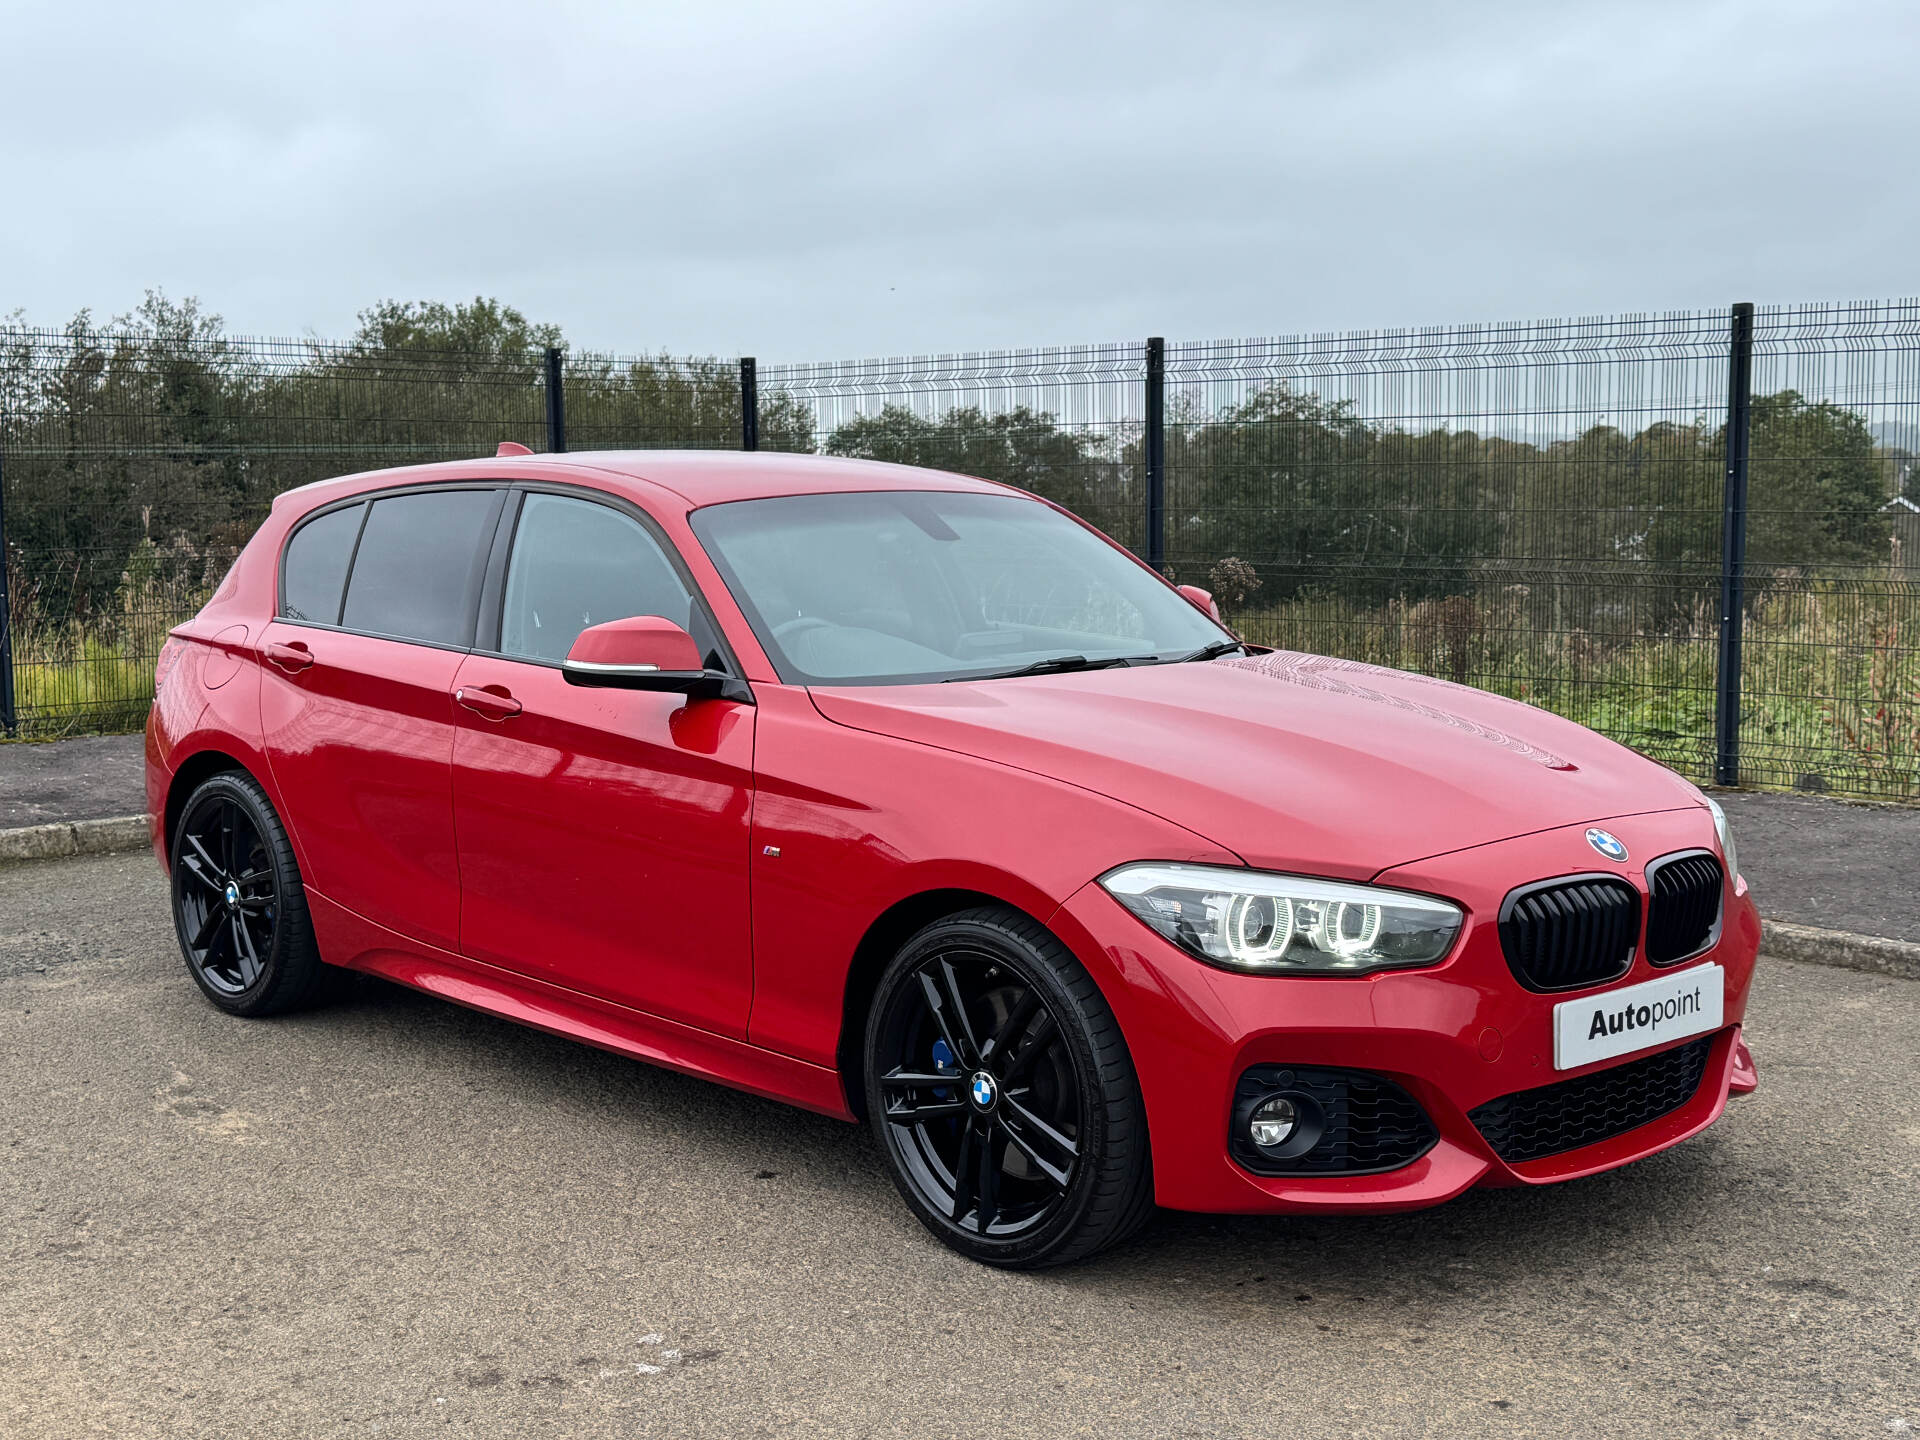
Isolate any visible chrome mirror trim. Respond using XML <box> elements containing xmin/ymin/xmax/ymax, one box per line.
<box><xmin>563</xmin><ymin>659</ymin><xmax>664</xmax><ymax>675</ymax></box>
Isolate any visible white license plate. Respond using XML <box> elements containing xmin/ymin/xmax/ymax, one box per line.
<box><xmin>1552</xmin><ymin>965</ymin><xmax>1724</xmax><ymax>1071</ymax></box>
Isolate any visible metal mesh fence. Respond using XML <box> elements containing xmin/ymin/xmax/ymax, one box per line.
<box><xmin>1159</xmin><ymin>304</ymin><xmax>1920</xmax><ymax>798</ymax></box>
<box><xmin>2</xmin><ymin>305</ymin><xmax>1917</xmax><ymax>801</ymax></box>
<box><xmin>563</xmin><ymin>352</ymin><xmax>742</xmax><ymax>452</ymax></box>
<box><xmin>0</xmin><ymin>329</ymin><xmax>550</xmax><ymax>736</ymax></box>
<box><xmin>1738</xmin><ymin>302</ymin><xmax>1920</xmax><ymax>795</ymax></box>
<box><xmin>760</xmin><ymin>343</ymin><xmax>1147</xmax><ymax>550</ymax></box>
<box><xmin>1163</xmin><ymin>313</ymin><xmax>1737</xmax><ymax>783</ymax></box>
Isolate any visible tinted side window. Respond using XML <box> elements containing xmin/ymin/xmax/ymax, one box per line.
<box><xmin>500</xmin><ymin>493</ymin><xmax>695</xmax><ymax>664</ymax></box>
<box><xmin>341</xmin><ymin>490</ymin><xmax>499</xmax><ymax>647</ymax></box>
<box><xmin>281</xmin><ymin>503</ymin><xmax>363</xmax><ymax>625</ymax></box>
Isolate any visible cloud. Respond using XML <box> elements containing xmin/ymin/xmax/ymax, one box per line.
<box><xmin>5</xmin><ymin>0</ymin><xmax>1916</xmax><ymax>356</ymax></box>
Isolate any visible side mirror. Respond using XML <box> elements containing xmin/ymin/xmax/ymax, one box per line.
<box><xmin>563</xmin><ymin>616</ymin><xmax>731</xmax><ymax>697</ymax></box>
<box><xmin>1176</xmin><ymin>584</ymin><xmax>1223</xmax><ymax>623</ymax></box>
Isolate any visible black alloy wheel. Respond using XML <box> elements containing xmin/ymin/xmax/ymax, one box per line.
<box><xmin>865</xmin><ymin>907</ymin><xmax>1154</xmax><ymax>1268</ymax></box>
<box><xmin>171</xmin><ymin>770</ymin><xmax>329</xmax><ymax>1016</ymax></box>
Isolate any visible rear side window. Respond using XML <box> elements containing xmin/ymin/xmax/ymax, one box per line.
<box><xmin>281</xmin><ymin>503</ymin><xmax>363</xmax><ymax>625</ymax></box>
<box><xmin>341</xmin><ymin>490</ymin><xmax>500</xmax><ymax>647</ymax></box>
<box><xmin>499</xmin><ymin>493</ymin><xmax>695</xmax><ymax>664</ymax></box>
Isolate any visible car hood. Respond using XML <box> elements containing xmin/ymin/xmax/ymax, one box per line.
<box><xmin>807</xmin><ymin>650</ymin><xmax>1702</xmax><ymax>879</ymax></box>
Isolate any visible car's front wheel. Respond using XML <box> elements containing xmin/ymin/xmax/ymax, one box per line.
<box><xmin>864</xmin><ymin>906</ymin><xmax>1154</xmax><ymax>1268</ymax></box>
<box><xmin>171</xmin><ymin>770</ymin><xmax>330</xmax><ymax>1017</ymax></box>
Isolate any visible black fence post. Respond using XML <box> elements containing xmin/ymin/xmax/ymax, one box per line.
<box><xmin>740</xmin><ymin>357</ymin><xmax>758</xmax><ymax>452</ymax></box>
<box><xmin>1714</xmin><ymin>302</ymin><xmax>1756</xmax><ymax>787</ymax></box>
<box><xmin>0</xmin><ymin>451</ymin><xmax>15</xmax><ymax>737</ymax></box>
<box><xmin>544</xmin><ymin>346</ymin><xmax>567</xmax><ymax>454</ymax></box>
<box><xmin>1145</xmin><ymin>337</ymin><xmax>1166</xmax><ymax>571</ymax></box>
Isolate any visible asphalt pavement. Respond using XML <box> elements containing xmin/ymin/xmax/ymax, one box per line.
<box><xmin>0</xmin><ymin>735</ymin><xmax>148</xmax><ymax>829</ymax></box>
<box><xmin>1715</xmin><ymin>790</ymin><xmax>1920</xmax><ymax>942</ymax></box>
<box><xmin>1</xmin><ymin>851</ymin><xmax>1915</xmax><ymax>1439</ymax></box>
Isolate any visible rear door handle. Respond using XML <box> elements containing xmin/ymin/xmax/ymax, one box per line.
<box><xmin>455</xmin><ymin>685</ymin><xmax>523</xmax><ymax>721</ymax></box>
<box><xmin>266</xmin><ymin>641</ymin><xmax>314</xmax><ymax>673</ymax></box>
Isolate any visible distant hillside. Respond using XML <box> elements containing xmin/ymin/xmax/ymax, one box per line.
<box><xmin>1871</xmin><ymin>420</ymin><xmax>1920</xmax><ymax>452</ymax></box>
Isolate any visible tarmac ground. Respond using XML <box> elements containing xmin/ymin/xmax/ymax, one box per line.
<box><xmin>2</xmin><ymin>851</ymin><xmax>1916</xmax><ymax>1438</ymax></box>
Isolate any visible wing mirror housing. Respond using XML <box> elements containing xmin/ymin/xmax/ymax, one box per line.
<box><xmin>562</xmin><ymin>617</ymin><xmax>744</xmax><ymax>700</ymax></box>
<box><xmin>1177</xmin><ymin>584</ymin><xmax>1224</xmax><ymax>623</ymax></box>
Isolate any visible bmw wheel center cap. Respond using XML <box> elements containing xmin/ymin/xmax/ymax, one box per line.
<box><xmin>224</xmin><ymin>882</ymin><xmax>241</xmax><ymax>909</ymax></box>
<box><xmin>1586</xmin><ymin>828</ymin><xmax>1629</xmax><ymax>862</ymax></box>
<box><xmin>969</xmin><ymin>1072</ymin><xmax>998</xmax><ymax>1111</ymax></box>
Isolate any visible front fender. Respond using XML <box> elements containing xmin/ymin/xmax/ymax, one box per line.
<box><xmin>743</xmin><ymin>684</ymin><xmax>1236</xmax><ymax>1069</ymax></box>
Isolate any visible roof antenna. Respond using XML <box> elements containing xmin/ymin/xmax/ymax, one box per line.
<box><xmin>497</xmin><ymin>441</ymin><xmax>533</xmax><ymax>457</ymax></box>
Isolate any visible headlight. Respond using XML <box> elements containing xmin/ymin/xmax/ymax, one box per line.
<box><xmin>1703</xmin><ymin>794</ymin><xmax>1740</xmax><ymax>882</ymax></box>
<box><xmin>1099</xmin><ymin>863</ymin><xmax>1464</xmax><ymax>975</ymax></box>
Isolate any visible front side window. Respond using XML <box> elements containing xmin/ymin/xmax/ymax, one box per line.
<box><xmin>498</xmin><ymin>493</ymin><xmax>697</xmax><ymax>664</ymax></box>
<box><xmin>340</xmin><ymin>490</ymin><xmax>500</xmax><ymax>647</ymax></box>
<box><xmin>690</xmin><ymin>490</ymin><xmax>1227</xmax><ymax>684</ymax></box>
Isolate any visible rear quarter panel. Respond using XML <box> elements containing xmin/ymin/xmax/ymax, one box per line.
<box><xmin>146</xmin><ymin>505</ymin><xmax>294</xmax><ymax>869</ymax></box>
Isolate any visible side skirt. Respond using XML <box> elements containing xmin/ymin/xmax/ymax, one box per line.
<box><xmin>305</xmin><ymin>887</ymin><xmax>854</xmax><ymax>1121</ymax></box>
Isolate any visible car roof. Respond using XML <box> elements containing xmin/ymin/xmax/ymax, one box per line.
<box><xmin>561</xmin><ymin>451</ymin><xmax>1009</xmax><ymax>503</ymax></box>
<box><xmin>272</xmin><ymin>450</ymin><xmax>1012</xmax><ymax>516</ymax></box>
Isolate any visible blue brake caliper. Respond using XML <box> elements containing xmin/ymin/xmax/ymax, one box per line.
<box><xmin>931</xmin><ymin>1037</ymin><xmax>956</xmax><ymax>1101</ymax></box>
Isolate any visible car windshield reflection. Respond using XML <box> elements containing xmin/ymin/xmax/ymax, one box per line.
<box><xmin>690</xmin><ymin>490</ymin><xmax>1230</xmax><ymax>685</ymax></box>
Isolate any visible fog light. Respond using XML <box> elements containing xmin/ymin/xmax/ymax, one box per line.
<box><xmin>1248</xmin><ymin>1095</ymin><xmax>1298</xmax><ymax>1149</ymax></box>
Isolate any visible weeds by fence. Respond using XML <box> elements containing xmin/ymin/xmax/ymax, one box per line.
<box><xmin>2</xmin><ymin>298</ymin><xmax>1916</xmax><ymax>800</ymax></box>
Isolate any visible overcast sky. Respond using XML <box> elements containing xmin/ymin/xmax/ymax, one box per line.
<box><xmin>6</xmin><ymin>0</ymin><xmax>1917</xmax><ymax>359</ymax></box>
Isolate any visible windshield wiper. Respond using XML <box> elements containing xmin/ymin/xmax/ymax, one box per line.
<box><xmin>944</xmin><ymin>653</ymin><xmax>1149</xmax><ymax>682</ymax></box>
<box><xmin>1173</xmin><ymin>639</ymin><xmax>1246</xmax><ymax>663</ymax></box>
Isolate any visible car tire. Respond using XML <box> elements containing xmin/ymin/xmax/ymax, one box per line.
<box><xmin>170</xmin><ymin>770</ymin><xmax>332</xmax><ymax>1017</ymax></box>
<box><xmin>864</xmin><ymin>905</ymin><xmax>1155</xmax><ymax>1268</ymax></box>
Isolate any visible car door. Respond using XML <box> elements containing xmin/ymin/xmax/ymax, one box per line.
<box><xmin>449</xmin><ymin>487</ymin><xmax>756</xmax><ymax>1038</ymax></box>
<box><xmin>259</xmin><ymin>485</ymin><xmax>504</xmax><ymax>954</ymax></box>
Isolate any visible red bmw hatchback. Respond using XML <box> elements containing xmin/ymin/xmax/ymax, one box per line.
<box><xmin>147</xmin><ymin>451</ymin><xmax>1760</xmax><ymax>1268</ymax></box>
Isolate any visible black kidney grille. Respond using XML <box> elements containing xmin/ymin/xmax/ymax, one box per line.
<box><xmin>1645</xmin><ymin>851</ymin><xmax>1724</xmax><ymax>965</ymax></box>
<box><xmin>1230</xmin><ymin>1066</ymin><xmax>1438</xmax><ymax>1176</ymax></box>
<box><xmin>1468</xmin><ymin>1035</ymin><xmax>1714</xmax><ymax>1164</ymax></box>
<box><xmin>1498</xmin><ymin>876</ymin><xmax>1640</xmax><ymax>991</ymax></box>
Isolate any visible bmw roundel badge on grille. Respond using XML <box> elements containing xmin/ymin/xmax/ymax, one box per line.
<box><xmin>1585</xmin><ymin>828</ymin><xmax>1629</xmax><ymax>862</ymax></box>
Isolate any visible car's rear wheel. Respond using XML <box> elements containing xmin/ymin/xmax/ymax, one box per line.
<box><xmin>864</xmin><ymin>906</ymin><xmax>1154</xmax><ymax>1268</ymax></box>
<box><xmin>171</xmin><ymin>771</ymin><xmax>329</xmax><ymax>1017</ymax></box>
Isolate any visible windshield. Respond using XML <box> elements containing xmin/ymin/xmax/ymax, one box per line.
<box><xmin>690</xmin><ymin>490</ymin><xmax>1231</xmax><ymax>685</ymax></box>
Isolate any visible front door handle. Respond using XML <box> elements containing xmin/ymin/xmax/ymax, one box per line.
<box><xmin>455</xmin><ymin>685</ymin><xmax>523</xmax><ymax>721</ymax></box>
<box><xmin>266</xmin><ymin>640</ymin><xmax>313</xmax><ymax>673</ymax></box>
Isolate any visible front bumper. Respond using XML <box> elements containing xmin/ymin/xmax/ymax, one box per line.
<box><xmin>1049</xmin><ymin>805</ymin><xmax>1761</xmax><ymax>1214</ymax></box>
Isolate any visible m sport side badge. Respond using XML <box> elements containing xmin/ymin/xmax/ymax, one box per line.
<box><xmin>1586</xmin><ymin>828</ymin><xmax>1629</xmax><ymax>862</ymax></box>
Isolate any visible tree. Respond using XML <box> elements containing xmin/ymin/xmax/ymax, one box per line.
<box><xmin>1746</xmin><ymin>389</ymin><xmax>1889</xmax><ymax>568</ymax></box>
<box><xmin>824</xmin><ymin>404</ymin><xmax>1122</xmax><ymax>529</ymax></box>
<box><xmin>1161</xmin><ymin>383</ymin><xmax>1497</xmax><ymax>604</ymax></box>
<box><xmin>344</xmin><ymin>297</ymin><xmax>561</xmax><ymax>364</ymax></box>
<box><xmin>1500</xmin><ymin>417</ymin><xmax>1726</xmax><ymax>632</ymax></box>
<box><xmin>565</xmin><ymin>353</ymin><xmax>814</xmax><ymax>453</ymax></box>
<box><xmin>2</xmin><ymin>293</ymin><xmax>257</xmax><ymax>628</ymax></box>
